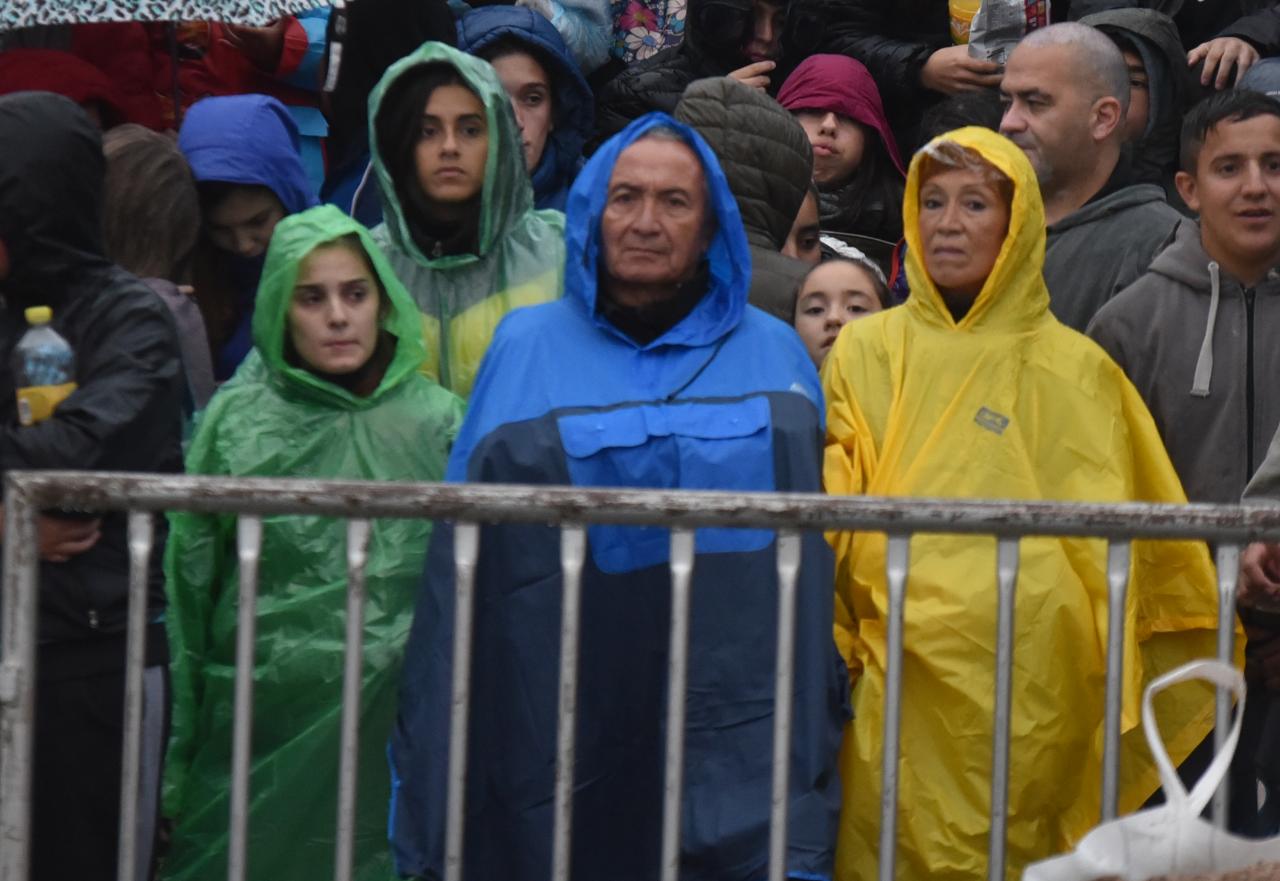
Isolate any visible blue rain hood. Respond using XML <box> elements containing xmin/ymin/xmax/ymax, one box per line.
<box><xmin>564</xmin><ymin>112</ymin><xmax>752</xmax><ymax>349</ymax></box>
<box><xmin>457</xmin><ymin>5</ymin><xmax>593</xmax><ymax>211</ymax></box>
<box><xmin>178</xmin><ymin>94</ymin><xmax>318</xmax><ymax>215</ymax></box>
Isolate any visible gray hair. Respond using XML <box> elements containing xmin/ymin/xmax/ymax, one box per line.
<box><xmin>1018</xmin><ymin>22</ymin><xmax>1131</xmax><ymax>117</ymax></box>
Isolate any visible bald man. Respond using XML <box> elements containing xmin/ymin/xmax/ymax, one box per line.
<box><xmin>1000</xmin><ymin>22</ymin><xmax>1183</xmax><ymax>330</ymax></box>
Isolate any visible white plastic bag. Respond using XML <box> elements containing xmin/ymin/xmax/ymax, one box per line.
<box><xmin>1023</xmin><ymin>660</ymin><xmax>1280</xmax><ymax>881</ymax></box>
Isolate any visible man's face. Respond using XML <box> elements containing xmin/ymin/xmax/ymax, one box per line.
<box><xmin>743</xmin><ymin>0</ymin><xmax>785</xmax><ymax>64</ymax></box>
<box><xmin>1120</xmin><ymin>49</ymin><xmax>1150</xmax><ymax>143</ymax></box>
<box><xmin>999</xmin><ymin>44</ymin><xmax>1104</xmax><ymax>189</ymax></box>
<box><xmin>601</xmin><ymin>138</ymin><xmax>713</xmax><ymax>295</ymax></box>
<box><xmin>1177</xmin><ymin>114</ymin><xmax>1280</xmax><ymax>277</ymax></box>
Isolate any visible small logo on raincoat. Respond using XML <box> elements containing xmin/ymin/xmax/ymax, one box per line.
<box><xmin>974</xmin><ymin>407</ymin><xmax>1010</xmax><ymax>435</ymax></box>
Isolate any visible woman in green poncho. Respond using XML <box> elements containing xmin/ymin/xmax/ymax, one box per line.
<box><xmin>370</xmin><ymin>40</ymin><xmax>566</xmax><ymax>398</ymax></box>
<box><xmin>161</xmin><ymin>204</ymin><xmax>465</xmax><ymax>881</ymax></box>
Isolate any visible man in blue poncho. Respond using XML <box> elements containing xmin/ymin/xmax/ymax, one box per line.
<box><xmin>390</xmin><ymin>113</ymin><xmax>847</xmax><ymax>881</ymax></box>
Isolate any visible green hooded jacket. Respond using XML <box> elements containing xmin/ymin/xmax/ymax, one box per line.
<box><xmin>369</xmin><ymin>41</ymin><xmax>566</xmax><ymax>398</ymax></box>
<box><xmin>161</xmin><ymin>205</ymin><xmax>465</xmax><ymax>881</ymax></box>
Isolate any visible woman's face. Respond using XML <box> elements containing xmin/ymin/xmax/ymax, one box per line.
<box><xmin>415</xmin><ymin>83</ymin><xmax>490</xmax><ymax>206</ymax></box>
<box><xmin>288</xmin><ymin>243</ymin><xmax>381</xmax><ymax>376</ymax></box>
<box><xmin>918</xmin><ymin>167</ymin><xmax>1010</xmax><ymax>308</ymax></box>
<box><xmin>490</xmin><ymin>50</ymin><xmax>554</xmax><ymax>171</ymax></box>
<box><xmin>206</xmin><ymin>186</ymin><xmax>285</xmax><ymax>258</ymax></box>
<box><xmin>792</xmin><ymin>260</ymin><xmax>883</xmax><ymax>367</ymax></box>
<box><xmin>782</xmin><ymin>189</ymin><xmax>821</xmax><ymax>265</ymax></box>
<box><xmin>794</xmin><ymin>110</ymin><xmax>866</xmax><ymax>188</ymax></box>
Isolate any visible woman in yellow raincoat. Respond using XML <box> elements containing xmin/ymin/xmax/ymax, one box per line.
<box><xmin>823</xmin><ymin>127</ymin><xmax>1226</xmax><ymax>881</ymax></box>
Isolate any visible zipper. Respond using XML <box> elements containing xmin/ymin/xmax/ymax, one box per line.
<box><xmin>427</xmin><ymin>240</ymin><xmax>452</xmax><ymax>390</ymax></box>
<box><xmin>1246</xmin><ymin>287</ymin><xmax>1257</xmax><ymax>476</ymax></box>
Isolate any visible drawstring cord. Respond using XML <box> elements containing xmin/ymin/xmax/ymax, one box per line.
<box><xmin>1191</xmin><ymin>260</ymin><xmax>1221</xmax><ymax>397</ymax></box>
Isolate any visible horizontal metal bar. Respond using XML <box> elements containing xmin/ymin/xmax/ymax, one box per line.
<box><xmin>8</xmin><ymin>472</ymin><xmax>1280</xmax><ymax>543</ymax></box>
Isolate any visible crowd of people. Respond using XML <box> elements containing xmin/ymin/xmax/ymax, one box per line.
<box><xmin>4</xmin><ymin>1</ymin><xmax>1280</xmax><ymax>880</ymax></box>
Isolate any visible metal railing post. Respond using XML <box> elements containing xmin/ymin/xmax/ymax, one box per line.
<box><xmin>117</xmin><ymin>511</ymin><xmax>154</xmax><ymax>881</ymax></box>
<box><xmin>444</xmin><ymin>522</ymin><xmax>481</xmax><ymax>881</ymax></box>
<box><xmin>1213</xmin><ymin>543</ymin><xmax>1241</xmax><ymax>828</ymax></box>
<box><xmin>767</xmin><ymin>531</ymin><xmax>802</xmax><ymax>881</ymax></box>
<box><xmin>877</xmin><ymin>534</ymin><xmax>911</xmax><ymax>881</ymax></box>
<box><xmin>659</xmin><ymin>529</ymin><xmax>696</xmax><ymax>881</ymax></box>
<box><xmin>551</xmin><ymin>525</ymin><xmax>586</xmax><ymax>881</ymax></box>
<box><xmin>1100</xmin><ymin>540</ymin><xmax>1132</xmax><ymax>822</ymax></box>
<box><xmin>333</xmin><ymin>518</ymin><xmax>371</xmax><ymax>881</ymax></box>
<box><xmin>227</xmin><ymin>515</ymin><xmax>263</xmax><ymax>881</ymax></box>
<box><xmin>987</xmin><ymin>537</ymin><xmax>1020</xmax><ymax>881</ymax></box>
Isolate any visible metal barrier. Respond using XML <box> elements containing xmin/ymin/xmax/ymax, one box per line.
<box><xmin>2</xmin><ymin>470</ymin><xmax>1278</xmax><ymax>881</ymax></box>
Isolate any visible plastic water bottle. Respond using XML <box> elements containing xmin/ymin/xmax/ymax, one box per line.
<box><xmin>13</xmin><ymin>306</ymin><xmax>77</xmax><ymax>426</ymax></box>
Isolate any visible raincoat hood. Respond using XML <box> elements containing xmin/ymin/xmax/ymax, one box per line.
<box><xmin>249</xmin><ymin>204</ymin><xmax>429</xmax><ymax>410</ymax></box>
<box><xmin>1081</xmin><ymin>9</ymin><xmax>1188</xmax><ymax>141</ymax></box>
<box><xmin>563</xmin><ymin>112</ymin><xmax>752</xmax><ymax>349</ymax></box>
<box><xmin>0</xmin><ymin>92</ymin><xmax>109</xmax><ymax>307</ymax></box>
<box><xmin>370</xmin><ymin>41</ymin><xmax>534</xmax><ymax>267</ymax></box>
<box><xmin>674</xmin><ymin>75</ymin><xmax>814</xmax><ymax>250</ymax></box>
<box><xmin>456</xmin><ymin>5</ymin><xmax>593</xmax><ymax>211</ymax></box>
<box><xmin>178</xmin><ymin>94</ymin><xmax>317</xmax><ymax>216</ymax></box>
<box><xmin>903</xmin><ymin>126</ymin><xmax>1051</xmax><ymax>332</ymax></box>
<box><xmin>778</xmin><ymin>54</ymin><xmax>906</xmax><ymax>176</ymax></box>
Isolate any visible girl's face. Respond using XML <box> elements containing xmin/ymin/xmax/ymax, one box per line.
<box><xmin>288</xmin><ymin>243</ymin><xmax>382</xmax><ymax>376</ymax></box>
<box><xmin>918</xmin><ymin>167</ymin><xmax>1010</xmax><ymax>309</ymax></box>
<box><xmin>782</xmin><ymin>189</ymin><xmax>822</xmax><ymax>265</ymax></box>
<box><xmin>206</xmin><ymin>186</ymin><xmax>285</xmax><ymax>258</ymax></box>
<box><xmin>794</xmin><ymin>110</ymin><xmax>866</xmax><ymax>189</ymax></box>
<box><xmin>490</xmin><ymin>50</ymin><xmax>554</xmax><ymax>171</ymax></box>
<box><xmin>415</xmin><ymin>83</ymin><xmax>490</xmax><ymax>206</ymax></box>
<box><xmin>793</xmin><ymin>260</ymin><xmax>883</xmax><ymax>367</ymax></box>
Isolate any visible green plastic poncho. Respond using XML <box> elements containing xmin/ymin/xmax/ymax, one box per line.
<box><xmin>161</xmin><ymin>205</ymin><xmax>465</xmax><ymax>881</ymax></box>
<box><xmin>369</xmin><ymin>41</ymin><xmax>566</xmax><ymax>398</ymax></box>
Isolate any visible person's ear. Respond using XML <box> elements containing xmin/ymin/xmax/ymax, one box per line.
<box><xmin>1090</xmin><ymin>96</ymin><xmax>1124</xmax><ymax>143</ymax></box>
<box><xmin>1174</xmin><ymin>170</ymin><xmax>1201</xmax><ymax>215</ymax></box>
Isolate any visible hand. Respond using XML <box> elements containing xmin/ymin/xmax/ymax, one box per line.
<box><xmin>221</xmin><ymin>20</ymin><xmax>288</xmax><ymax>71</ymax></box>
<box><xmin>1188</xmin><ymin>36</ymin><xmax>1260</xmax><ymax>89</ymax></box>
<box><xmin>37</xmin><ymin>515</ymin><xmax>101</xmax><ymax>563</ymax></box>
<box><xmin>921</xmin><ymin>45</ymin><xmax>1003</xmax><ymax>95</ymax></box>
<box><xmin>728</xmin><ymin>60</ymin><xmax>776</xmax><ymax>91</ymax></box>
<box><xmin>1241</xmin><ymin>542</ymin><xmax>1280</xmax><ymax>609</ymax></box>
<box><xmin>1246</xmin><ymin>627</ymin><xmax>1280</xmax><ymax>691</ymax></box>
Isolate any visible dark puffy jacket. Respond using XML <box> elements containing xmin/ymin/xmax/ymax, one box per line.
<box><xmin>1069</xmin><ymin>0</ymin><xmax>1280</xmax><ymax>57</ymax></box>
<box><xmin>595</xmin><ymin>0</ymin><xmax>754</xmax><ymax>142</ymax></box>
<box><xmin>674</xmin><ymin>76</ymin><xmax>813</xmax><ymax>320</ymax></box>
<box><xmin>0</xmin><ymin>93</ymin><xmax>184</xmax><ymax>680</ymax></box>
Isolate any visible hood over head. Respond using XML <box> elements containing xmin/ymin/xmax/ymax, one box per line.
<box><xmin>0</xmin><ymin>50</ymin><xmax>130</xmax><ymax>128</ymax></box>
<box><xmin>904</xmin><ymin>127</ymin><xmax>1051</xmax><ymax>331</ymax></box>
<box><xmin>1080</xmin><ymin>9</ymin><xmax>1190</xmax><ymax>144</ymax></box>
<box><xmin>178</xmin><ymin>94</ymin><xmax>318</xmax><ymax>216</ymax></box>
<box><xmin>0</xmin><ymin>92</ymin><xmax>109</xmax><ymax>307</ymax></box>
<box><xmin>674</xmin><ymin>76</ymin><xmax>814</xmax><ymax>250</ymax></box>
<box><xmin>457</xmin><ymin>5</ymin><xmax>594</xmax><ymax>209</ymax></box>
<box><xmin>370</xmin><ymin>41</ymin><xmax>534</xmax><ymax>267</ymax></box>
<box><xmin>250</xmin><ymin>204</ymin><xmax>429</xmax><ymax>409</ymax></box>
<box><xmin>778</xmin><ymin>54</ymin><xmax>906</xmax><ymax>177</ymax></box>
<box><xmin>563</xmin><ymin>112</ymin><xmax>751</xmax><ymax>349</ymax></box>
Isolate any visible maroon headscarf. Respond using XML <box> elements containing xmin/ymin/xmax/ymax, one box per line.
<box><xmin>777</xmin><ymin>54</ymin><xmax>906</xmax><ymax>177</ymax></box>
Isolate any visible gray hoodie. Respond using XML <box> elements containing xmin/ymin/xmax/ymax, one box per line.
<box><xmin>1088</xmin><ymin>220</ymin><xmax>1280</xmax><ymax>504</ymax></box>
<box><xmin>1046</xmin><ymin>182</ymin><xmax>1183</xmax><ymax>331</ymax></box>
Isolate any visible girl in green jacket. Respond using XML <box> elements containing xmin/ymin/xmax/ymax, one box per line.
<box><xmin>161</xmin><ymin>205</ymin><xmax>464</xmax><ymax>881</ymax></box>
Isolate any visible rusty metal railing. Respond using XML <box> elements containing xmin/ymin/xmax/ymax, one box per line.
<box><xmin>2</xmin><ymin>471</ymin><xmax>1278</xmax><ymax>881</ymax></box>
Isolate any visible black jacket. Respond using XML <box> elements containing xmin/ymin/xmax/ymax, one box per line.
<box><xmin>674</xmin><ymin>76</ymin><xmax>813</xmax><ymax>320</ymax></box>
<box><xmin>595</xmin><ymin>0</ymin><xmax>754</xmax><ymax>143</ymax></box>
<box><xmin>1070</xmin><ymin>0</ymin><xmax>1280</xmax><ymax>56</ymax></box>
<box><xmin>0</xmin><ymin>93</ymin><xmax>184</xmax><ymax>679</ymax></box>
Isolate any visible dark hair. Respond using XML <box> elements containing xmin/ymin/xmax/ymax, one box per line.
<box><xmin>196</xmin><ymin>180</ymin><xmax>283</xmax><ymax>218</ymax></box>
<box><xmin>102</xmin><ymin>124</ymin><xmax>200</xmax><ymax>280</ymax></box>
<box><xmin>835</xmin><ymin>129</ymin><xmax>904</xmax><ymax>239</ymax></box>
<box><xmin>917</xmin><ymin>90</ymin><xmax>1004</xmax><ymax>145</ymax></box>
<box><xmin>1180</xmin><ymin>89</ymin><xmax>1280</xmax><ymax>172</ymax></box>
<box><xmin>476</xmin><ymin>37</ymin><xmax>557</xmax><ymax>116</ymax></box>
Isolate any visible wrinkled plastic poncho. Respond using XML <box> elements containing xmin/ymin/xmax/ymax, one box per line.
<box><xmin>369</xmin><ymin>41</ymin><xmax>566</xmax><ymax>398</ymax></box>
<box><xmin>822</xmin><ymin>127</ymin><xmax>1230</xmax><ymax>881</ymax></box>
<box><xmin>161</xmin><ymin>204</ymin><xmax>465</xmax><ymax>881</ymax></box>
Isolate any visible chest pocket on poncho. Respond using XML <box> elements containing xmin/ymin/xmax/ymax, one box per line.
<box><xmin>557</xmin><ymin>397</ymin><xmax>776</xmax><ymax>574</ymax></box>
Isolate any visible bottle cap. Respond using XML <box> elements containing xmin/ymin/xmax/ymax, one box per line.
<box><xmin>24</xmin><ymin>306</ymin><xmax>51</xmax><ymax>325</ymax></box>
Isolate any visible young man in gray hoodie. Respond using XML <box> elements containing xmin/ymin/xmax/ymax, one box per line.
<box><xmin>1000</xmin><ymin>23</ymin><xmax>1184</xmax><ymax>331</ymax></box>
<box><xmin>1090</xmin><ymin>88</ymin><xmax>1280</xmax><ymax>833</ymax></box>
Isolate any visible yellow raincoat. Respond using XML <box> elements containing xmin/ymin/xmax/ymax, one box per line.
<box><xmin>822</xmin><ymin>128</ymin><xmax>1227</xmax><ymax>881</ymax></box>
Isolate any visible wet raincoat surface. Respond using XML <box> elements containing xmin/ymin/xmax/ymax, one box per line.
<box><xmin>161</xmin><ymin>205</ymin><xmax>465</xmax><ymax>881</ymax></box>
<box><xmin>821</xmin><ymin>127</ymin><xmax>1225</xmax><ymax>881</ymax></box>
<box><xmin>370</xmin><ymin>41</ymin><xmax>566</xmax><ymax>398</ymax></box>
<box><xmin>389</xmin><ymin>113</ymin><xmax>847</xmax><ymax>881</ymax></box>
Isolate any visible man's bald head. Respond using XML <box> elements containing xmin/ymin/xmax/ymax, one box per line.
<box><xmin>1017</xmin><ymin>23</ymin><xmax>1131</xmax><ymax>117</ymax></box>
